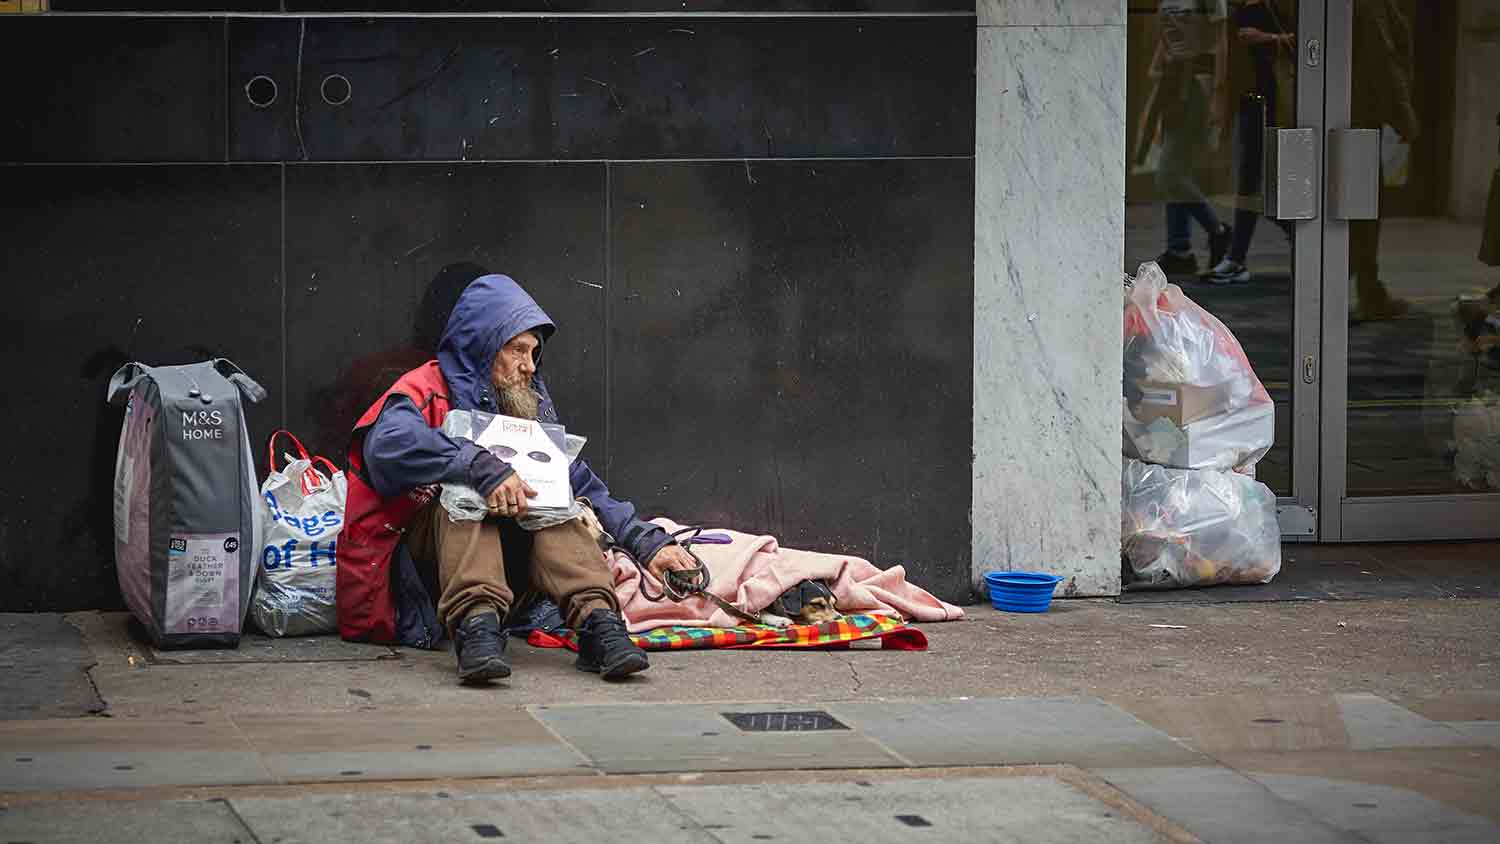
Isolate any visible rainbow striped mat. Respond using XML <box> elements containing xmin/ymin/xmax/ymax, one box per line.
<box><xmin>526</xmin><ymin>612</ymin><xmax>927</xmax><ymax>651</ymax></box>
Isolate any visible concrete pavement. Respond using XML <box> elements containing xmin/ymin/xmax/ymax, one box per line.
<box><xmin>2</xmin><ymin>598</ymin><xmax>1498</xmax><ymax>842</ymax></box>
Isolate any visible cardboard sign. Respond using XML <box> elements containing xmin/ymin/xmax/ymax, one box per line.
<box><xmin>472</xmin><ymin>414</ymin><xmax>572</xmax><ymax>510</ymax></box>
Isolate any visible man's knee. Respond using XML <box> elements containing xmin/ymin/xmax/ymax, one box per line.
<box><xmin>536</xmin><ymin>510</ymin><xmax>609</xmax><ymax>557</ymax></box>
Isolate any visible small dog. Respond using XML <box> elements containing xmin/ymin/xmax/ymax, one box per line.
<box><xmin>765</xmin><ymin>579</ymin><xmax>841</xmax><ymax>625</ymax></box>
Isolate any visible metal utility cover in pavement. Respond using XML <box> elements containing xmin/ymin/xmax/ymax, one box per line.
<box><xmin>723</xmin><ymin>711</ymin><xmax>849</xmax><ymax>732</ymax></box>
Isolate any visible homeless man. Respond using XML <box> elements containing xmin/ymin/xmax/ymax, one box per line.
<box><xmin>335</xmin><ymin>271</ymin><xmax>698</xmax><ymax>683</ymax></box>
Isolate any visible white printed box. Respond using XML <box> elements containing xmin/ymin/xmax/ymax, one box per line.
<box><xmin>472</xmin><ymin>414</ymin><xmax>572</xmax><ymax>509</ymax></box>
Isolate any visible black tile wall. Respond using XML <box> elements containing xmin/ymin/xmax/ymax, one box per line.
<box><xmin>607</xmin><ymin>160</ymin><xmax>975</xmax><ymax>603</ymax></box>
<box><xmin>280</xmin><ymin>1</ymin><xmax>970</xmax><ymax>9</ymax></box>
<box><xmin>0</xmin><ymin>165</ymin><xmax>283</xmax><ymax>612</ymax></box>
<box><xmin>50</xmin><ymin>2</ymin><xmax>278</xmax><ymax>9</ymax></box>
<box><xmin>229</xmin><ymin>18</ymin><xmax>305</xmax><ymax>163</ymax></box>
<box><xmin>0</xmin><ymin>18</ymin><xmax>226</xmax><ymax>163</ymax></box>
<box><xmin>2</xmin><ymin>10</ymin><xmax>976</xmax><ymax>610</ymax></box>
<box><xmin>229</xmin><ymin>17</ymin><xmax>975</xmax><ymax>161</ymax></box>
<box><xmin>282</xmin><ymin>162</ymin><xmax>608</xmax><ymax>463</ymax></box>
<box><xmin>52</xmin><ymin>2</ymin><xmax>969</xmax><ymax>10</ymax></box>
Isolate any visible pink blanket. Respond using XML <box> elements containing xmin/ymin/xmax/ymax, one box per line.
<box><xmin>612</xmin><ymin>519</ymin><xmax>965</xmax><ymax>632</ymax></box>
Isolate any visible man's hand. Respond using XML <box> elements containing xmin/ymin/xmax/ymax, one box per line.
<box><xmin>647</xmin><ymin>544</ymin><xmax>698</xmax><ymax>582</ymax></box>
<box><xmin>1237</xmin><ymin>26</ymin><xmax>1279</xmax><ymax>46</ymax></box>
<box><xmin>486</xmin><ymin>474</ymin><xmax>537</xmax><ymax>519</ymax></box>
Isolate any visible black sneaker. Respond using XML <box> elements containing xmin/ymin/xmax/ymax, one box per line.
<box><xmin>1154</xmin><ymin>250</ymin><xmax>1199</xmax><ymax>276</ymax></box>
<box><xmin>454</xmin><ymin>610</ymin><xmax>511</xmax><ymax>685</ymax></box>
<box><xmin>1209</xmin><ymin>223</ymin><xmax>1233</xmax><ymax>268</ymax></box>
<box><xmin>575</xmin><ymin>608</ymin><xmax>649</xmax><ymax>681</ymax></box>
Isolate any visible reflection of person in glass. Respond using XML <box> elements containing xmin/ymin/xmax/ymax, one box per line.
<box><xmin>1349</xmin><ymin>0</ymin><xmax>1420</xmax><ymax>321</ymax></box>
<box><xmin>1204</xmin><ymin>0</ymin><xmax>1297</xmax><ymax>284</ymax></box>
<box><xmin>1482</xmin><ymin>110</ymin><xmax>1500</xmax><ymax>297</ymax></box>
<box><xmin>1147</xmin><ymin>0</ymin><xmax>1234</xmax><ymax>277</ymax></box>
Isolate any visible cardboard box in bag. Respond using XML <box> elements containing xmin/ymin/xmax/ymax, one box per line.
<box><xmin>1126</xmin><ymin>379</ymin><xmax>1274</xmax><ymax>471</ymax></box>
<box><xmin>1130</xmin><ymin>380</ymin><xmax>1237</xmax><ymax>426</ymax></box>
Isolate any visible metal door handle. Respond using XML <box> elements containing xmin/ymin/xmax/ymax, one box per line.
<box><xmin>1266</xmin><ymin>128</ymin><xmax>1319</xmax><ymax>220</ymax></box>
<box><xmin>1328</xmin><ymin>128</ymin><xmax>1381</xmax><ymax>220</ymax></box>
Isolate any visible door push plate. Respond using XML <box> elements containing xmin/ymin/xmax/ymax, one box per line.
<box><xmin>1266</xmin><ymin>128</ymin><xmax>1318</xmax><ymax>221</ymax></box>
<box><xmin>1329</xmin><ymin>128</ymin><xmax>1381</xmax><ymax>220</ymax></box>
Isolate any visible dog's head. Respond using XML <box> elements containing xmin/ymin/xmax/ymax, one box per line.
<box><xmin>771</xmin><ymin>579</ymin><xmax>840</xmax><ymax>625</ymax></box>
<box><xmin>794</xmin><ymin>595</ymin><xmax>840</xmax><ymax>625</ymax></box>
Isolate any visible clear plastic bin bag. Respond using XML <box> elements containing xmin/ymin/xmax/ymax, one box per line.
<box><xmin>1121</xmin><ymin>459</ymin><xmax>1282</xmax><ymax>590</ymax></box>
<box><xmin>1453</xmin><ymin>392</ymin><xmax>1500</xmax><ymax>491</ymax></box>
<box><xmin>1123</xmin><ymin>261</ymin><xmax>1275</xmax><ymax>471</ymax></box>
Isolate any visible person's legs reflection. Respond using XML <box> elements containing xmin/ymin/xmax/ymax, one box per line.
<box><xmin>1350</xmin><ymin>213</ymin><xmax>1410</xmax><ymax>321</ymax></box>
<box><xmin>1154</xmin><ymin>71</ymin><xmax>1230</xmax><ymax>276</ymax></box>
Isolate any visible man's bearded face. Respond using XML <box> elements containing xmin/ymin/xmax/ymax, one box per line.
<box><xmin>498</xmin><ymin>382</ymin><xmax>540</xmax><ymax>420</ymax></box>
<box><xmin>491</xmin><ymin>330</ymin><xmax>541</xmax><ymax>419</ymax></box>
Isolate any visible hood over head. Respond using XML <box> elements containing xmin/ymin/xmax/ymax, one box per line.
<box><xmin>436</xmin><ymin>273</ymin><xmax>555</xmax><ymax>412</ymax></box>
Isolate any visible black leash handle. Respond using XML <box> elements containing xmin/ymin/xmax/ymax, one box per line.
<box><xmin>617</xmin><ymin>526</ymin><xmax>713</xmax><ymax>604</ymax></box>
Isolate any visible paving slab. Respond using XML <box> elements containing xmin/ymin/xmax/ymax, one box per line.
<box><xmin>530</xmin><ymin>703</ymin><xmax>904</xmax><ymax>774</ymax></box>
<box><xmin>1251</xmin><ymin>772</ymin><xmax>1500</xmax><ymax>844</ymax></box>
<box><xmin>1401</xmin><ymin>691</ymin><xmax>1500</xmax><ymax>722</ymax></box>
<box><xmin>829</xmin><ymin>698</ymin><xmax>1203</xmax><ymax>769</ymax></box>
<box><xmin>656</xmin><ymin>776</ymin><xmax>1165</xmax><ymax>844</ymax></box>
<box><xmin>1116</xmin><ymin>693</ymin><xmax>1479</xmax><ymax>754</ymax></box>
<box><xmin>0</xmin><ymin>798</ymin><xmax>252</xmax><ymax>844</ymax></box>
<box><xmin>230</xmin><ymin>788</ymin><xmax>715</xmax><ymax>844</ymax></box>
<box><xmin>1336</xmin><ymin>693</ymin><xmax>1474</xmax><ymax>750</ymax></box>
<box><xmin>1097</xmin><ymin>766</ymin><xmax>1359</xmax><ymax>844</ymax></box>
<box><xmin>1115</xmin><ymin>693</ymin><xmax>1354</xmax><ymax>754</ymax></box>
<box><xmin>0</xmin><ymin>614</ymin><xmax>104</xmax><ymax>719</ymax></box>
<box><xmin>254</xmin><ymin>749</ymin><xmax>592</xmax><ymax>784</ymax></box>
<box><xmin>0</xmin><ymin>714</ymin><xmax>269</xmax><ymax>792</ymax></box>
<box><xmin>1446</xmin><ymin>721</ymin><xmax>1500</xmax><ymax>748</ymax></box>
<box><xmin>0</xmin><ymin>750</ymin><xmax>272</xmax><ymax>792</ymax></box>
<box><xmin>1220</xmin><ymin>747</ymin><xmax>1500</xmax><ymax>824</ymax></box>
<box><xmin>0</xmin><ymin>712</ymin><xmax>246</xmax><ymax>752</ymax></box>
<box><xmin>232</xmin><ymin>708</ymin><xmax>586</xmax><ymax>782</ymax></box>
<box><xmin>147</xmin><ymin>633</ymin><xmax>399</xmax><ymax>665</ymax></box>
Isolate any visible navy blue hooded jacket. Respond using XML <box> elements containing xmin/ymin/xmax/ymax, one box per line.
<box><xmin>362</xmin><ymin>274</ymin><xmax>673</xmax><ymax>565</ymax></box>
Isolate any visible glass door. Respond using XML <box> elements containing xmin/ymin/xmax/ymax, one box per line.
<box><xmin>1320</xmin><ymin>0</ymin><xmax>1500</xmax><ymax>539</ymax></box>
<box><xmin>1125</xmin><ymin>0</ymin><xmax>1324</xmax><ymax>538</ymax></box>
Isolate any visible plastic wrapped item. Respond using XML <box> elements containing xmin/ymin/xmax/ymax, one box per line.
<box><xmin>1453</xmin><ymin>394</ymin><xmax>1500</xmax><ymax>491</ymax></box>
<box><xmin>106</xmin><ymin>359</ymin><xmax>266</xmax><ymax>649</ymax></box>
<box><xmin>1123</xmin><ymin>261</ymin><xmax>1275</xmax><ymax>471</ymax></box>
<box><xmin>440</xmin><ymin>410</ymin><xmax>587</xmax><ymax>529</ymax></box>
<box><xmin>1121</xmin><ymin>459</ymin><xmax>1282</xmax><ymax>590</ymax></box>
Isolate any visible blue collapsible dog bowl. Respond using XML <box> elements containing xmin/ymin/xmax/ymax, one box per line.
<box><xmin>983</xmin><ymin>571</ymin><xmax>1065</xmax><ymax>613</ymax></box>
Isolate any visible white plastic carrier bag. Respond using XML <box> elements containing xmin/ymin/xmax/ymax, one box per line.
<box><xmin>251</xmin><ymin>430</ymin><xmax>345</xmax><ymax>637</ymax></box>
<box><xmin>108</xmin><ymin>358</ymin><xmax>266</xmax><ymax>649</ymax></box>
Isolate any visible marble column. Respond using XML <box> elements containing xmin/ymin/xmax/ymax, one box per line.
<box><xmin>973</xmin><ymin>0</ymin><xmax>1126</xmax><ymax>596</ymax></box>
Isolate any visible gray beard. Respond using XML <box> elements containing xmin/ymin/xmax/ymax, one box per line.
<box><xmin>497</xmin><ymin>382</ymin><xmax>541</xmax><ymax>420</ymax></box>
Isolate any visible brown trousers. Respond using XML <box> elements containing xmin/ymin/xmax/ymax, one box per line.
<box><xmin>405</xmin><ymin>502</ymin><xmax>618</xmax><ymax>633</ymax></box>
